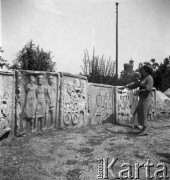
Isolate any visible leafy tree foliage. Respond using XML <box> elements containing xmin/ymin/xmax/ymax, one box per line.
<box><xmin>138</xmin><ymin>59</ymin><xmax>159</xmax><ymax>71</ymax></box>
<box><xmin>138</xmin><ymin>58</ymin><xmax>170</xmax><ymax>91</ymax></box>
<box><xmin>81</xmin><ymin>49</ymin><xmax>116</xmax><ymax>85</ymax></box>
<box><xmin>153</xmin><ymin>58</ymin><xmax>170</xmax><ymax>91</ymax></box>
<box><xmin>10</xmin><ymin>40</ymin><xmax>56</xmax><ymax>71</ymax></box>
<box><xmin>81</xmin><ymin>48</ymin><xmax>170</xmax><ymax>91</ymax></box>
<box><xmin>135</xmin><ymin>58</ymin><xmax>170</xmax><ymax>92</ymax></box>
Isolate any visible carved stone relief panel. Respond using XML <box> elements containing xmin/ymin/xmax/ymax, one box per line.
<box><xmin>60</xmin><ymin>73</ymin><xmax>88</xmax><ymax>128</ymax></box>
<box><xmin>15</xmin><ymin>71</ymin><xmax>59</xmax><ymax>135</ymax></box>
<box><xmin>0</xmin><ymin>71</ymin><xmax>15</xmax><ymax>137</ymax></box>
<box><xmin>88</xmin><ymin>83</ymin><xmax>114</xmax><ymax>125</ymax></box>
<box><xmin>116</xmin><ymin>87</ymin><xmax>131</xmax><ymax>124</ymax></box>
<box><xmin>116</xmin><ymin>87</ymin><xmax>157</xmax><ymax>125</ymax></box>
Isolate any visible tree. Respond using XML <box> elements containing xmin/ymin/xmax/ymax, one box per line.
<box><xmin>81</xmin><ymin>48</ymin><xmax>116</xmax><ymax>85</ymax></box>
<box><xmin>10</xmin><ymin>40</ymin><xmax>56</xmax><ymax>71</ymax></box>
<box><xmin>136</xmin><ymin>57</ymin><xmax>170</xmax><ymax>91</ymax></box>
<box><xmin>154</xmin><ymin>57</ymin><xmax>170</xmax><ymax>91</ymax></box>
<box><xmin>137</xmin><ymin>59</ymin><xmax>159</xmax><ymax>71</ymax></box>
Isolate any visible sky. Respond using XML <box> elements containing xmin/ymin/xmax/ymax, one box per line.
<box><xmin>1</xmin><ymin>0</ymin><xmax>170</xmax><ymax>74</ymax></box>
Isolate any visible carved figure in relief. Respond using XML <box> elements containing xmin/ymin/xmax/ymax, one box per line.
<box><xmin>0</xmin><ymin>92</ymin><xmax>11</xmax><ymax>137</ymax></box>
<box><xmin>102</xmin><ymin>93</ymin><xmax>112</xmax><ymax>119</ymax></box>
<box><xmin>35</xmin><ymin>75</ymin><xmax>47</xmax><ymax>133</ymax></box>
<box><xmin>25</xmin><ymin>75</ymin><xmax>37</xmax><ymax>134</ymax></box>
<box><xmin>64</xmin><ymin>93</ymin><xmax>72</xmax><ymax>125</ymax></box>
<box><xmin>73</xmin><ymin>79</ymin><xmax>81</xmax><ymax>92</ymax></box>
<box><xmin>92</xmin><ymin>90</ymin><xmax>104</xmax><ymax>124</ymax></box>
<box><xmin>0</xmin><ymin>92</ymin><xmax>9</xmax><ymax>118</ymax></box>
<box><xmin>16</xmin><ymin>83</ymin><xmax>21</xmax><ymax>133</ymax></box>
<box><xmin>47</xmin><ymin>75</ymin><xmax>56</xmax><ymax>130</ymax></box>
<box><xmin>63</xmin><ymin>79</ymin><xmax>87</xmax><ymax>126</ymax></box>
<box><xmin>16</xmin><ymin>74</ymin><xmax>25</xmax><ymax>134</ymax></box>
<box><xmin>63</xmin><ymin>80</ymin><xmax>80</xmax><ymax>125</ymax></box>
<box><xmin>92</xmin><ymin>91</ymin><xmax>112</xmax><ymax>124</ymax></box>
<box><xmin>69</xmin><ymin>81</ymin><xmax>79</xmax><ymax>124</ymax></box>
<box><xmin>117</xmin><ymin>93</ymin><xmax>130</xmax><ymax>115</ymax></box>
<box><xmin>78</xmin><ymin>81</ymin><xmax>86</xmax><ymax>113</ymax></box>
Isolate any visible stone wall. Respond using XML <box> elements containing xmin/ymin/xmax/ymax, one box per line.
<box><xmin>15</xmin><ymin>70</ymin><xmax>60</xmax><ymax>135</ymax></box>
<box><xmin>115</xmin><ymin>87</ymin><xmax>132</xmax><ymax>125</ymax></box>
<box><xmin>88</xmin><ymin>83</ymin><xmax>115</xmax><ymax>125</ymax></box>
<box><xmin>59</xmin><ymin>73</ymin><xmax>88</xmax><ymax>128</ymax></box>
<box><xmin>0</xmin><ymin>70</ymin><xmax>157</xmax><ymax>138</ymax></box>
<box><xmin>0</xmin><ymin>71</ymin><xmax>15</xmax><ymax>138</ymax></box>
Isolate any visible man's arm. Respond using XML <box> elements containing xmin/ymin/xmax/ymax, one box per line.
<box><xmin>126</xmin><ymin>80</ymin><xmax>141</xmax><ymax>90</ymax></box>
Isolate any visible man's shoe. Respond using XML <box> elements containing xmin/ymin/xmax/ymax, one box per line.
<box><xmin>138</xmin><ymin>132</ymin><xmax>148</xmax><ymax>136</ymax></box>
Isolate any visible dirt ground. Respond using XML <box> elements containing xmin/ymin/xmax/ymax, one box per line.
<box><xmin>0</xmin><ymin>115</ymin><xmax>170</xmax><ymax>180</ymax></box>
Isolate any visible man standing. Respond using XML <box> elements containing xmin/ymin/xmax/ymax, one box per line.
<box><xmin>35</xmin><ymin>75</ymin><xmax>47</xmax><ymax>133</ymax></box>
<box><xmin>47</xmin><ymin>75</ymin><xmax>56</xmax><ymax>130</ymax></box>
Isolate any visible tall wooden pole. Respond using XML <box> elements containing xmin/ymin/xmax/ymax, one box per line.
<box><xmin>116</xmin><ymin>2</ymin><xmax>119</xmax><ymax>85</ymax></box>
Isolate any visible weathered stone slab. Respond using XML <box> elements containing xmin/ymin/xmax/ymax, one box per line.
<box><xmin>0</xmin><ymin>69</ymin><xmax>158</xmax><ymax>138</ymax></box>
<box><xmin>15</xmin><ymin>70</ymin><xmax>59</xmax><ymax>135</ymax></box>
<box><xmin>115</xmin><ymin>87</ymin><xmax>132</xmax><ymax>125</ymax></box>
<box><xmin>0</xmin><ymin>71</ymin><xmax>15</xmax><ymax>138</ymax></box>
<box><xmin>59</xmin><ymin>73</ymin><xmax>88</xmax><ymax>128</ymax></box>
<box><xmin>88</xmin><ymin>83</ymin><xmax>115</xmax><ymax>124</ymax></box>
<box><xmin>115</xmin><ymin>87</ymin><xmax>156</xmax><ymax>125</ymax></box>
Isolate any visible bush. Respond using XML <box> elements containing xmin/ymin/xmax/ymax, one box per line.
<box><xmin>81</xmin><ymin>49</ymin><xmax>116</xmax><ymax>85</ymax></box>
<box><xmin>10</xmin><ymin>40</ymin><xmax>56</xmax><ymax>72</ymax></box>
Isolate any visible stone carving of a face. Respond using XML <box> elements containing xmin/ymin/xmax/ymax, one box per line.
<box><xmin>106</xmin><ymin>93</ymin><xmax>109</xmax><ymax>100</ymax></box>
<box><xmin>99</xmin><ymin>90</ymin><xmax>102</xmax><ymax>96</ymax></box>
<box><xmin>73</xmin><ymin>79</ymin><xmax>79</xmax><ymax>88</ymax></box>
<box><xmin>37</xmin><ymin>75</ymin><xmax>43</xmax><ymax>85</ymax></box>
<box><xmin>29</xmin><ymin>75</ymin><xmax>35</xmax><ymax>83</ymax></box>
<box><xmin>73</xmin><ymin>79</ymin><xmax>78</xmax><ymax>84</ymax></box>
<box><xmin>48</xmin><ymin>75</ymin><xmax>54</xmax><ymax>86</ymax></box>
<box><xmin>80</xmin><ymin>81</ymin><xmax>84</xmax><ymax>88</ymax></box>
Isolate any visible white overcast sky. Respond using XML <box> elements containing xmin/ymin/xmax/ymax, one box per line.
<box><xmin>1</xmin><ymin>0</ymin><xmax>170</xmax><ymax>74</ymax></box>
